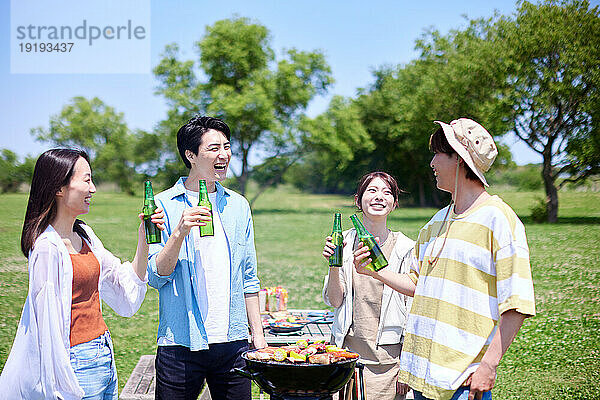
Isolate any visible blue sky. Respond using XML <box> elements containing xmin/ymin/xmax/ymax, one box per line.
<box><xmin>1</xmin><ymin>0</ymin><xmax>544</xmax><ymax>165</ymax></box>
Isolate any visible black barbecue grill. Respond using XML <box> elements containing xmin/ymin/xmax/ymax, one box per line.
<box><xmin>235</xmin><ymin>350</ymin><xmax>365</xmax><ymax>400</ymax></box>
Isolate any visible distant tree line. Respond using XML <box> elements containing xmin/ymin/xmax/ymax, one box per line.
<box><xmin>293</xmin><ymin>0</ymin><xmax>600</xmax><ymax>222</ymax></box>
<box><xmin>3</xmin><ymin>0</ymin><xmax>598</xmax><ymax>223</ymax></box>
<box><xmin>0</xmin><ymin>150</ymin><xmax>35</xmax><ymax>193</ymax></box>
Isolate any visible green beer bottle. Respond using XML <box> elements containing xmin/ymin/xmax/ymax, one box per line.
<box><xmin>142</xmin><ymin>181</ymin><xmax>161</xmax><ymax>244</ymax></box>
<box><xmin>349</xmin><ymin>214</ymin><xmax>388</xmax><ymax>272</ymax></box>
<box><xmin>329</xmin><ymin>212</ymin><xmax>343</xmax><ymax>267</ymax></box>
<box><xmin>198</xmin><ymin>179</ymin><xmax>214</xmax><ymax>237</ymax></box>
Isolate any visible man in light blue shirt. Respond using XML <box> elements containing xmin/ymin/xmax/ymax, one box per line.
<box><xmin>147</xmin><ymin>116</ymin><xmax>266</xmax><ymax>400</ymax></box>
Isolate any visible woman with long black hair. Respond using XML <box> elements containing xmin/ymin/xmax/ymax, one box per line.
<box><xmin>0</xmin><ymin>148</ymin><xmax>164</xmax><ymax>399</ymax></box>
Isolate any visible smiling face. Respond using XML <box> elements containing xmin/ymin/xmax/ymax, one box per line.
<box><xmin>430</xmin><ymin>152</ymin><xmax>459</xmax><ymax>193</ymax></box>
<box><xmin>55</xmin><ymin>157</ymin><xmax>96</xmax><ymax>217</ymax></box>
<box><xmin>356</xmin><ymin>177</ymin><xmax>396</xmax><ymax>219</ymax></box>
<box><xmin>187</xmin><ymin>129</ymin><xmax>232</xmax><ymax>185</ymax></box>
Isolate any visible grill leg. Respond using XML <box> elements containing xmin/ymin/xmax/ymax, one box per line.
<box><xmin>339</xmin><ymin>372</ymin><xmax>354</xmax><ymax>400</ymax></box>
<box><xmin>356</xmin><ymin>363</ymin><xmax>366</xmax><ymax>400</ymax></box>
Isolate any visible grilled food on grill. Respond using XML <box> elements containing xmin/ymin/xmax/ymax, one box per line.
<box><xmin>246</xmin><ymin>340</ymin><xmax>359</xmax><ymax>365</ymax></box>
<box><xmin>307</xmin><ymin>353</ymin><xmax>331</xmax><ymax>365</ymax></box>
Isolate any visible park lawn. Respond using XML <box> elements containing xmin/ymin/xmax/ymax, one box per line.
<box><xmin>0</xmin><ymin>187</ymin><xmax>598</xmax><ymax>399</ymax></box>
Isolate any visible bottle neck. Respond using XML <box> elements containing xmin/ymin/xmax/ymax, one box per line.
<box><xmin>199</xmin><ymin>180</ymin><xmax>210</xmax><ymax>201</ymax></box>
<box><xmin>332</xmin><ymin>215</ymin><xmax>342</xmax><ymax>233</ymax></box>
<box><xmin>361</xmin><ymin>214</ymin><xmax>389</xmax><ymax>241</ymax></box>
<box><xmin>350</xmin><ymin>214</ymin><xmax>371</xmax><ymax>238</ymax></box>
<box><xmin>187</xmin><ymin>174</ymin><xmax>217</xmax><ymax>193</ymax></box>
<box><xmin>144</xmin><ymin>184</ymin><xmax>155</xmax><ymax>205</ymax></box>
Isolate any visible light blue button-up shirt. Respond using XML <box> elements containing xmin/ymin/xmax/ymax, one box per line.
<box><xmin>147</xmin><ymin>178</ymin><xmax>260</xmax><ymax>351</ymax></box>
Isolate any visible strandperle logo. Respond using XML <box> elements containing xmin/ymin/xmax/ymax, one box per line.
<box><xmin>15</xmin><ymin>20</ymin><xmax>146</xmax><ymax>46</ymax></box>
<box><xmin>11</xmin><ymin>0</ymin><xmax>150</xmax><ymax>73</ymax></box>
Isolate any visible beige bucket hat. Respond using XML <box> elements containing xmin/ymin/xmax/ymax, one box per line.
<box><xmin>434</xmin><ymin>118</ymin><xmax>498</xmax><ymax>187</ymax></box>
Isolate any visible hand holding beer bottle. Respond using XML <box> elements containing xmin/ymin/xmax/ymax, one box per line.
<box><xmin>142</xmin><ymin>181</ymin><xmax>162</xmax><ymax>244</ymax></box>
<box><xmin>198</xmin><ymin>179</ymin><xmax>214</xmax><ymax>237</ymax></box>
<box><xmin>322</xmin><ymin>212</ymin><xmax>345</xmax><ymax>266</ymax></box>
<box><xmin>349</xmin><ymin>214</ymin><xmax>388</xmax><ymax>272</ymax></box>
<box><xmin>328</xmin><ymin>213</ymin><xmax>343</xmax><ymax>267</ymax></box>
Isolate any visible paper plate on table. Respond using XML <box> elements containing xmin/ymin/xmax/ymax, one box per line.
<box><xmin>268</xmin><ymin>329</ymin><xmax>305</xmax><ymax>336</ymax></box>
<box><xmin>307</xmin><ymin>311</ymin><xmax>333</xmax><ymax>317</ymax></box>
<box><xmin>269</xmin><ymin>322</ymin><xmax>304</xmax><ymax>333</ymax></box>
<box><xmin>309</xmin><ymin>316</ymin><xmax>334</xmax><ymax>324</ymax></box>
<box><xmin>307</xmin><ymin>311</ymin><xmax>334</xmax><ymax>323</ymax></box>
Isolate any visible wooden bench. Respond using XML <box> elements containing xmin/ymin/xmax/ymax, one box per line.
<box><xmin>120</xmin><ymin>355</ymin><xmax>211</xmax><ymax>400</ymax></box>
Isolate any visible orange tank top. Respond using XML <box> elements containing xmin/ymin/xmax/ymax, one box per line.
<box><xmin>70</xmin><ymin>241</ymin><xmax>108</xmax><ymax>347</ymax></box>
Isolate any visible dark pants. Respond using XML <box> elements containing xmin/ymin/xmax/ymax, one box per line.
<box><xmin>155</xmin><ymin>340</ymin><xmax>250</xmax><ymax>400</ymax></box>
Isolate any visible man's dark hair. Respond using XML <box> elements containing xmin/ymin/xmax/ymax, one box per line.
<box><xmin>177</xmin><ymin>115</ymin><xmax>231</xmax><ymax>169</ymax></box>
<box><xmin>429</xmin><ymin>127</ymin><xmax>480</xmax><ymax>182</ymax></box>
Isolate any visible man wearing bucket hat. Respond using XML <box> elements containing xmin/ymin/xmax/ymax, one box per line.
<box><xmin>353</xmin><ymin>118</ymin><xmax>536</xmax><ymax>400</ymax></box>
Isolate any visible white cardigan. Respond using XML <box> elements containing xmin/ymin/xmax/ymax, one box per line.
<box><xmin>322</xmin><ymin>228</ymin><xmax>415</xmax><ymax>348</ymax></box>
<box><xmin>0</xmin><ymin>224</ymin><xmax>148</xmax><ymax>400</ymax></box>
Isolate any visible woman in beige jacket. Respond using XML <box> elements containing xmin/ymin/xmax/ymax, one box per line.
<box><xmin>322</xmin><ymin>171</ymin><xmax>415</xmax><ymax>400</ymax></box>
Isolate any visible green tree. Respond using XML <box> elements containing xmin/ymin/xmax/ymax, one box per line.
<box><xmin>301</xmin><ymin>18</ymin><xmax>512</xmax><ymax>206</ymax></box>
<box><xmin>153</xmin><ymin>17</ymin><xmax>333</xmax><ymax>195</ymax></box>
<box><xmin>0</xmin><ymin>149</ymin><xmax>22</xmax><ymax>193</ymax></box>
<box><xmin>0</xmin><ymin>149</ymin><xmax>35</xmax><ymax>193</ymax></box>
<box><xmin>354</xmin><ymin>64</ymin><xmax>439</xmax><ymax>206</ymax></box>
<box><xmin>292</xmin><ymin>95</ymin><xmax>374</xmax><ymax>194</ymax></box>
<box><xmin>31</xmin><ymin>97</ymin><xmax>138</xmax><ymax>194</ymax></box>
<box><xmin>492</xmin><ymin>0</ymin><xmax>600</xmax><ymax>222</ymax></box>
<box><xmin>386</xmin><ymin>17</ymin><xmax>515</xmax><ymax>206</ymax></box>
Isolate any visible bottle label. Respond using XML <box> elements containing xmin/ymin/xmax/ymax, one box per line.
<box><xmin>329</xmin><ymin>232</ymin><xmax>343</xmax><ymax>267</ymax></box>
<box><xmin>198</xmin><ymin>199</ymin><xmax>214</xmax><ymax>237</ymax></box>
<box><xmin>144</xmin><ymin>216</ymin><xmax>161</xmax><ymax>244</ymax></box>
<box><xmin>142</xmin><ymin>203</ymin><xmax>160</xmax><ymax>244</ymax></box>
<box><xmin>361</xmin><ymin>237</ymin><xmax>388</xmax><ymax>271</ymax></box>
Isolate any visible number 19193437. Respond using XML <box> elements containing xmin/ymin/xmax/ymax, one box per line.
<box><xmin>19</xmin><ymin>42</ymin><xmax>74</xmax><ymax>52</ymax></box>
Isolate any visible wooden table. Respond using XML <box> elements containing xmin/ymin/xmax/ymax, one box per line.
<box><xmin>120</xmin><ymin>355</ymin><xmax>155</xmax><ymax>400</ymax></box>
<box><xmin>119</xmin><ymin>355</ymin><xmax>211</xmax><ymax>400</ymax></box>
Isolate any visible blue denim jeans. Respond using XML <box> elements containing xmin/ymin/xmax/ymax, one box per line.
<box><xmin>69</xmin><ymin>331</ymin><xmax>118</xmax><ymax>400</ymax></box>
<box><xmin>414</xmin><ymin>386</ymin><xmax>492</xmax><ymax>400</ymax></box>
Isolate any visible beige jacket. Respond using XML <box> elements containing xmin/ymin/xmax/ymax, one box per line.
<box><xmin>322</xmin><ymin>228</ymin><xmax>415</xmax><ymax>347</ymax></box>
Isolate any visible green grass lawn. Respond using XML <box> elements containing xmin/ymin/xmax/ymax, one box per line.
<box><xmin>0</xmin><ymin>186</ymin><xmax>599</xmax><ymax>399</ymax></box>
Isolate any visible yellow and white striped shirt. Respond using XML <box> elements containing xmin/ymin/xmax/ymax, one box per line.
<box><xmin>398</xmin><ymin>195</ymin><xmax>535</xmax><ymax>400</ymax></box>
